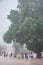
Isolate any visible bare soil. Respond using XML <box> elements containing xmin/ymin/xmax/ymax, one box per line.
<box><xmin>0</xmin><ymin>57</ymin><xmax>43</xmax><ymax>65</ymax></box>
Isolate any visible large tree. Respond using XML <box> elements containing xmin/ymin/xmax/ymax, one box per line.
<box><xmin>3</xmin><ymin>0</ymin><xmax>43</xmax><ymax>58</ymax></box>
<box><xmin>16</xmin><ymin>16</ymin><xmax>43</xmax><ymax>58</ymax></box>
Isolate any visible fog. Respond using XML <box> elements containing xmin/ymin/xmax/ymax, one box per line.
<box><xmin>0</xmin><ymin>0</ymin><xmax>18</xmax><ymax>44</ymax></box>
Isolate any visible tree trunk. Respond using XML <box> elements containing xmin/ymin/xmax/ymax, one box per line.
<box><xmin>37</xmin><ymin>52</ymin><xmax>42</xmax><ymax>58</ymax></box>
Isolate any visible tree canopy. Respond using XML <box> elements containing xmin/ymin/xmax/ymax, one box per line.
<box><xmin>3</xmin><ymin>0</ymin><xmax>43</xmax><ymax>58</ymax></box>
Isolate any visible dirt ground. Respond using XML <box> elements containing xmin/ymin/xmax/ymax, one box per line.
<box><xmin>0</xmin><ymin>56</ymin><xmax>43</xmax><ymax>65</ymax></box>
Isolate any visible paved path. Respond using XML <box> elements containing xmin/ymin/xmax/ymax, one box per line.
<box><xmin>0</xmin><ymin>56</ymin><xmax>43</xmax><ymax>65</ymax></box>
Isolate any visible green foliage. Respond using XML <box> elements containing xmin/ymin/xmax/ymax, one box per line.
<box><xmin>3</xmin><ymin>24</ymin><xmax>19</xmax><ymax>43</ymax></box>
<box><xmin>3</xmin><ymin>10</ymin><xmax>20</xmax><ymax>43</ymax></box>
<box><xmin>3</xmin><ymin>31</ymin><xmax>12</xmax><ymax>43</ymax></box>
<box><xmin>3</xmin><ymin>0</ymin><xmax>43</xmax><ymax>57</ymax></box>
<box><xmin>7</xmin><ymin>10</ymin><xmax>19</xmax><ymax>24</ymax></box>
<box><xmin>29</xmin><ymin>16</ymin><xmax>43</xmax><ymax>53</ymax></box>
<box><xmin>16</xmin><ymin>16</ymin><xmax>43</xmax><ymax>55</ymax></box>
<box><xmin>20</xmin><ymin>17</ymin><xmax>33</xmax><ymax>42</ymax></box>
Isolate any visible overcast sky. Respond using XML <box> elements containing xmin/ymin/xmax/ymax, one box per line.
<box><xmin>0</xmin><ymin>0</ymin><xmax>18</xmax><ymax>44</ymax></box>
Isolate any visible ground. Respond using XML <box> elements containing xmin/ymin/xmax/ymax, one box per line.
<box><xmin>0</xmin><ymin>56</ymin><xmax>43</xmax><ymax>65</ymax></box>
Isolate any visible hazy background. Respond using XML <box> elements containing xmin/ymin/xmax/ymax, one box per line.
<box><xmin>0</xmin><ymin>0</ymin><xmax>18</xmax><ymax>44</ymax></box>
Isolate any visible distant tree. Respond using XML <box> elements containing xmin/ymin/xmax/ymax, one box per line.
<box><xmin>0</xmin><ymin>45</ymin><xmax>4</xmax><ymax>52</ymax></box>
